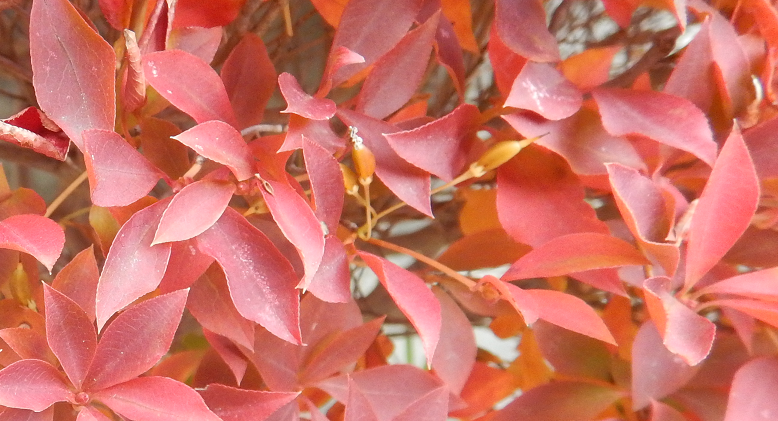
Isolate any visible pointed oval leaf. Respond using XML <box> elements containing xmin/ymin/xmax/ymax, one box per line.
<box><xmin>158</xmin><ymin>239</ymin><xmax>215</xmax><ymax>293</ymax></box>
<box><xmin>199</xmin><ymin>384</ymin><xmax>299</xmax><ymax>421</ymax></box>
<box><xmin>154</xmin><ymin>179</ymin><xmax>235</xmax><ymax>245</ymax></box>
<box><xmin>723</xmin><ymin>357</ymin><xmax>778</xmax><ymax>421</ymax></box>
<box><xmin>83</xmin><ymin>129</ymin><xmax>162</xmax><ymax>207</ymax></box>
<box><xmin>43</xmin><ymin>284</ymin><xmax>97</xmax><ymax>389</ymax></box>
<box><xmin>95</xmin><ymin>199</ymin><xmax>172</xmax><ymax>331</ymax></box>
<box><xmin>172</xmin><ymin>120</ymin><xmax>255</xmax><ymax>181</ymax></box>
<box><xmin>494</xmin><ymin>0</ymin><xmax>560</xmax><ymax>62</ymax></box>
<box><xmin>393</xmin><ymin>387</ymin><xmax>449</xmax><ymax>421</ymax></box>
<box><xmin>359</xmin><ymin>252</ymin><xmax>441</xmax><ymax>365</ymax></box>
<box><xmin>93</xmin><ymin>376</ymin><xmax>220</xmax><ymax>421</ymax></box>
<box><xmin>524</xmin><ymin>288</ymin><xmax>616</xmax><ymax>344</ymax></box>
<box><xmin>0</xmin><ymin>360</ymin><xmax>72</xmax><ymax>412</ymax></box>
<box><xmin>143</xmin><ymin>50</ymin><xmax>238</xmax><ymax>127</ymax></box>
<box><xmin>77</xmin><ymin>406</ymin><xmax>113</xmax><ymax>421</ymax></box>
<box><xmin>196</xmin><ymin>207</ymin><xmax>301</xmax><ymax>344</ymax></box>
<box><xmin>52</xmin><ymin>246</ymin><xmax>99</xmax><ymax>322</ymax></box>
<box><xmin>699</xmin><ymin>267</ymin><xmax>778</xmax><ymax>301</ymax></box>
<box><xmin>0</xmin><ymin>214</ymin><xmax>64</xmax><ymax>272</ymax></box>
<box><xmin>344</xmin><ymin>377</ymin><xmax>381</xmax><ymax>421</ymax></box>
<box><xmin>303</xmin><ymin>138</ymin><xmax>344</xmax><ymax>233</ymax></box>
<box><xmin>30</xmin><ymin>0</ymin><xmax>115</xmax><ymax>150</ymax></box>
<box><xmin>0</xmin><ymin>107</ymin><xmax>70</xmax><ymax>161</ymax></box>
<box><xmin>279</xmin><ymin>73</ymin><xmax>336</xmax><ymax>120</ymax></box>
<box><xmin>492</xmin><ymin>381</ymin><xmax>621</xmax><ymax>421</ymax></box>
<box><xmin>686</xmin><ymin>126</ymin><xmax>759</xmax><ymax>287</ymax></box>
<box><xmin>306</xmin><ymin>235</ymin><xmax>352</xmax><ymax>303</ymax></box>
<box><xmin>85</xmin><ymin>289</ymin><xmax>188</xmax><ymax>391</ymax></box>
<box><xmin>505</xmin><ymin>62</ymin><xmax>582</xmax><ymax>120</ymax></box>
<box><xmin>221</xmin><ymin>33</ymin><xmax>277</xmax><ymax>130</ymax></box>
<box><xmin>431</xmin><ymin>286</ymin><xmax>476</xmax><ymax>394</ymax></box>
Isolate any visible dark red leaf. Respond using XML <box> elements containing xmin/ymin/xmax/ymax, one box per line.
<box><xmin>221</xmin><ymin>33</ymin><xmax>277</xmax><ymax>130</ymax></box>
<box><xmin>0</xmin><ymin>214</ymin><xmax>64</xmax><ymax>272</ymax></box>
<box><xmin>534</xmin><ymin>320</ymin><xmax>613</xmax><ymax>381</ymax></box>
<box><xmin>95</xmin><ymin>199</ymin><xmax>172</xmax><ymax>331</ymax></box>
<box><xmin>53</xmin><ymin>247</ymin><xmax>99</xmax><ymax>323</ymax></box>
<box><xmin>493</xmin><ymin>0</ymin><xmax>560</xmax><ymax>62</ymax></box>
<box><xmin>723</xmin><ymin>357</ymin><xmax>778</xmax><ymax>421</ymax></box>
<box><xmin>0</xmin><ymin>359</ymin><xmax>72</xmax><ymax>412</ymax></box>
<box><xmin>685</xmin><ymin>126</ymin><xmax>759</xmax><ymax>287</ymax></box>
<box><xmin>317</xmin><ymin>46</ymin><xmax>365</xmax><ymax>97</ymax></box>
<box><xmin>82</xmin><ymin>129</ymin><xmax>163</xmax><ymax>207</ymax></box>
<box><xmin>488</xmin><ymin>24</ymin><xmax>528</xmax><ymax>97</ymax></box>
<box><xmin>249</xmin><ymin>326</ymin><xmax>301</xmax><ymax>391</ymax></box>
<box><xmin>279</xmin><ymin>73</ymin><xmax>336</xmax><ymax>120</ymax></box>
<box><xmin>173</xmin><ymin>0</ymin><xmax>246</xmax><ymax>28</ymax></box>
<box><xmin>85</xmin><ymin>290</ymin><xmax>188</xmax><ymax>391</ymax></box>
<box><xmin>491</xmin><ymin>381</ymin><xmax>621</xmax><ymax>421</ymax></box>
<box><xmin>196</xmin><ymin>207</ymin><xmax>301</xmax><ymax>344</ymax></box>
<box><xmin>199</xmin><ymin>384</ymin><xmax>299</xmax><ymax>421</ymax></box>
<box><xmin>306</xmin><ymin>235</ymin><xmax>352</xmax><ymax>303</ymax></box>
<box><xmin>0</xmin><ymin>107</ymin><xmax>70</xmax><ymax>160</ymax></box>
<box><xmin>431</xmin><ymin>286</ymin><xmax>476</xmax><ymax>394</ymax></box>
<box><xmin>172</xmin><ymin>120</ymin><xmax>255</xmax><ymax>181</ymax></box>
<box><xmin>505</xmin><ymin>62</ymin><xmax>582</xmax><ymax>120</ymax></box>
<box><xmin>663</xmin><ymin>19</ymin><xmax>716</xmax><ymax>114</ymax></box>
<box><xmin>153</xmin><ymin>179</ymin><xmax>234</xmax><ymax>245</ymax></box>
<box><xmin>30</xmin><ymin>0</ymin><xmax>115</xmax><ymax>150</ymax></box>
<box><xmin>143</xmin><ymin>50</ymin><xmax>238</xmax><ymax>127</ymax></box>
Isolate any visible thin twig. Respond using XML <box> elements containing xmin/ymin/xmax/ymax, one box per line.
<box><xmin>45</xmin><ymin>171</ymin><xmax>88</xmax><ymax>218</ymax></box>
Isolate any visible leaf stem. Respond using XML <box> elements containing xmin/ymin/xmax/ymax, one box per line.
<box><xmin>45</xmin><ymin>171</ymin><xmax>88</xmax><ymax>218</ymax></box>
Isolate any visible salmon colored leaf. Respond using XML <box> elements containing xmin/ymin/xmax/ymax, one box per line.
<box><xmin>503</xmin><ymin>232</ymin><xmax>648</xmax><ymax>280</ymax></box>
<box><xmin>433</xmin><ymin>13</ymin><xmax>467</xmax><ymax>97</ymax></box>
<box><xmin>98</xmin><ymin>0</ymin><xmax>131</xmax><ymax>30</ymax></box>
<box><xmin>650</xmin><ymin>400</ymin><xmax>687</xmax><ymax>421</ymax></box>
<box><xmin>488</xmin><ymin>23</ymin><xmax>528</xmax><ymax>96</ymax></box>
<box><xmin>199</xmin><ymin>384</ymin><xmax>299</xmax><ymax>421</ymax></box>
<box><xmin>303</xmin><ymin>138</ymin><xmax>344</xmax><ymax>233</ymax></box>
<box><xmin>139</xmin><ymin>118</ymin><xmax>189</xmax><ymax>180</ymax></box>
<box><xmin>85</xmin><ymin>290</ymin><xmax>188</xmax><ymax>391</ymax></box>
<box><xmin>593</xmin><ymin>88</ymin><xmax>717</xmax><ymax>166</ymax></box>
<box><xmin>525</xmin><ymin>288</ymin><xmax>617</xmax><ymax>344</ymax></box>
<box><xmin>713</xmin><ymin>299</ymin><xmax>778</xmax><ymax>329</ymax></box>
<box><xmin>166</xmin><ymin>27</ymin><xmax>221</xmax><ymax>64</ymax></box>
<box><xmin>317</xmin><ymin>46</ymin><xmax>365</xmax><ymax>97</ymax></box>
<box><xmin>279</xmin><ymin>73</ymin><xmax>336</xmax><ymax>120</ymax></box>
<box><xmin>202</xmin><ymin>330</ymin><xmax>248</xmax><ymax>384</ymax></box>
<box><xmin>95</xmin><ymin>199</ymin><xmax>172</xmax><ymax>331</ymax></box>
<box><xmin>82</xmin><ymin>129</ymin><xmax>163</xmax><ymax>207</ymax></box>
<box><xmin>196</xmin><ymin>207</ymin><xmax>301</xmax><ymax>344</ymax></box>
<box><xmin>158</xmin><ymin>239</ymin><xmax>215</xmax><ymax>293</ymax></box>
<box><xmin>355</xmin><ymin>12</ymin><xmax>439</xmax><ymax>120</ymax></box>
<box><xmin>441</xmin><ymin>0</ymin><xmax>479</xmax><ymax>53</ymax></box>
<box><xmin>431</xmin><ymin>286</ymin><xmax>476</xmax><ymax>394</ymax></box>
<box><xmin>173</xmin><ymin>0</ymin><xmax>246</xmax><ymax>28</ymax></box>
<box><xmin>698</xmin><ymin>267</ymin><xmax>778</xmax><ymax>301</ymax></box>
<box><xmin>479</xmin><ymin>275</ymin><xmax>538</xmax><ymax>323</ymax></box>
<box><xmin>93</xmin><ymin>376</ymin><xmax>220</xmax><ymax>420</ymax></box>
<box><xmin>393</xmin><ymin>387</ymin><xmax>449</xmax><ymax>421</ymax></box>
<box><xmin>505</xmin><ymin>62</ymin><xmax>583</xmax><ymax>120</ymax></box>
<box><xmin>122</xmin><ymin>29</ymin><xmax>146</xmax><ymax>113</ymax></box>
<box><xmin>29</xmin><ymin>0</ymin><xmax>115</xmax><ymax>150</ymax></box>
<box><xmin>437</xmin><ymin>228</ymin><xmax>530</xmax><ymax>271</ymax></box>
<box><xmin>663</xmin><ymin>18</ymin><xmax>715</xmax><ymax>114</ymax></box>
<box><xmin>0</xmin><ymin>359</ymin><xmax>73</xmax><ymax>412</ymax></box>
<box><xmin>221</xmin><ymin>33</ymin><xmax>277</xmax><ymax>130</ymax></box>
<box><xmin>643</xmin><ymin>277</ymin><xmax>716</xmax><ymax>365</ymax></box>
<box><xmin>359</xmin><ymin>252</ymin><xmax>441</xmax><ymax>365</ymax></box>
<box><xmin>494</xmin><ymin>0</ymin><xmax>560</xmax><ymax>62</ymax></box>
<box><xmin>77</xmin><ymin>406</ymin><xmax>113</xmax><ymax>421</ymax></box>
<box><xmin>723</xmin><ymin>357</ymin><xmax>778</xmax><ymax>421</ymax></box>
<box><xmin>42</xmin><ymin>284</ymin><xmax>96</xmax><ymax>389</ymax></box>
<box><xmin>0</xmin><ymin>107</ymin><xmax>70</xmax><ymax>160</ymax></box>
<box><xmin>306</xmin><ymin>235</ymin><xmax>351</xmax><ymax>303</ymax></box>
<box><xmin>491</xmin><ymin>381</ymin><xmax>621</xmax><ymax>421</ymax></box>
<box><xmin>344</xmin><ymin>377</ymin><xmax>381</xmax><ymax>421</ymax></box>
<box><xmin>172</xmin><ymin>120</ymin><xmax>255</xmax><ymax>181</ymax></box>
<box><xmin>0</xmin><ymin>327</ymin><xmax>53</xmax><ymax>363</ymax></box>
<box><xmin>0</xmin><ymin>214</ymin><xmax>64</xmax><ymax>272</ymax></box>
<box><xmin>685</xmin><ymin>126</ymin><xmax>759</xmax><ymax>287</ymax></box>
<box><xmin>384</xmin><ymin>104</ymin><xmax>479</xmax><ymax>181</ymax></box>
<box><xmin>153</xmin><ymin>179</ymin><xmax>235</xmax><ymax>245</ymax></box>
<box><xmin>0</xmin><ymin>407</ymin><xmax>54</xmax><ymax>421</ymax></box>
<box><xmin>143</xmin><ymin>50</ymin><xmax>238</xmax><ymax>127</ymax></box>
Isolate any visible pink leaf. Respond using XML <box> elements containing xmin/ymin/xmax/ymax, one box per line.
<box><xmin>0</xmin><ymin>360</ymin><xmax>72</xmax><ymax>412</ymax></box>
<box><xmin>0</xmin><ymin>214</ymin><xmax>64</xmax><ymax>272</ymax></box>
<box><xmin>664</xmin><ymin>19</ymin><xmax>716</xmax><ymax>114</ymax></box>
<box><xmin>0</xmin><ymin>327</ymin><xmax>53</xmax><ymax>362</ymax></box>
<box><xmin>431</xmin><ymin>286</ymin><xmax>476</xmax><ymax>394</ymax></box>
<box><xmin>85</xmin><ymin>290</ymin><xmax>188</xmax><ymax>391</ymax></box>
<box><xmin>158</xmin><ymin>239</ymin><xmax>214</xmax><ymax>293</ymax></box>
<box><xmin>384</xmin><ymin>104</ymin><xmax>479</xmax><ymax>181</ymax></box>
<box><xmin>685</xmin><ymin>126</ymin><xmax>759</xmax><ymax>287</ymax></box>
<box><xmin>279</xmin><ymin>73</ymin><xmax>336</xmax><ymax>120</ymax></box>
<box><xmin>203</xmin><ymin>330</ymin><xmax>249</xmax><ymax>384</ymax></box>
<box><xmin>359</xmin><ymin>252</ymin><xmax>441</xmax><ymax>365</ymax></box>
<box><xmin>172</xmin><ymin>121</ymin><xmax>255</xmax><ymax>181</ymax></box>
<box><xmin>0</xmin><ymin>107</ymin><xmax>70</xmax><ymax>160</ymax></box>
<box><xmin>281</xmin><ymin>115</ymin><xmax>345</xmax><ymax>153</ymax></box>
<box><xmin>53</xmin><ymin>246</ymin><xmax>99</xmax><ymax>322</ymax></box>
<box><xmin>355</xmin><ymin>12</ymin><xmax>439</xmax><ymax>120</ymax></box>
<box><xmin>505</xmin><ymin>62</ymin><xmax>582</xmax><ymax>120</ymax></box>
<box><xmin>491</xmin><ymin>381</ymin><xmax>621</xmax><ymax>421</ymax></box>
<box><xmin>43</xmin><ymin>284</ymin><xmax>97</xmax><ymax>389</ymax></box>
<box><xmin>317</xmin><ymin>46</ymin><xmax>365</xmax><ymax>97</ymax></box>
<box><xmin>494</xmin><ymin>0</ymin><xmax>560</xmax><ymax>62</ymax></box>
<box><xmin>1</xmin><ymin>407</ymin><xmax>55</xmax><ymax>421</ymax></box>
<box><xmin>221</xmin><ymin>33</ymin><xmax>277</xmax><ymax>130</ymax></box>
<box><xmin>393</xmin><ymin>387</ymin><xmax>449</xmax><ymax>421</ymax></box>
<box><xmin>306</xmin><ymin>236</ymin><xmax>352</xmax><ymax>303</ymax></box>
<box><xmin>643</xmin><ymin>277</ymin><xmax>716</xmax><ymax>365</ymax></box>
<box><xmin>82</xmin><ymin>129</ymin><xmax>163</xmax><ymax>207</ymax></box>
<box><xmin>479</xmin><ymin>275</ymin><xmax>538</xmax><ymax>323</ymax></box>
<box><xmin>699</xmin><ymin>267</ymin><xmax>778</xmax><ymax>301</ymax></box>
<box><xmin>593</xmin><ymin>88</ymin><xmax>717</xmax><ymax>166</ymax></box>
<box><xmin>344</xmin><ymin>377</ymin><xmax>381</xmax><ymax>421</ymax></box>
<box><xmin>143</xmin><ymin>50</ymin><xmax>238</xmax><ymax>127</ymax></box>
<box><xmin>196</xmin><ymin>207</ymin><xmax>301</xmax><ymax>344</ymax></box>
<box><xmin>76</xmin><ymin>406</ymin><xmax>113</xmax><ymax>421</ymax></box>
<box><xmin>95</xmin><ymin>199</ymin><xmax>172</xmax><ymax>331</ymax></box>
<box><xmin>650</xmin><ymin>400</ymin><xmax>687</xmax><ymax>421</ymax></box>
<box><xmin>153</xmin><ymin>179</ymin><xmax>235</xmax><ymax>244</ymax></box>
<box><xmin>723</xmin><ymin>357</ymin><xmax>778</xmax><ymax>421</ymax></box>
<box><xmin>713</xmin><ymin>299</ymin><xmax>778</xmax><ymax>329</ymax></box>
<box><xmin>249</xmin><ymin>326</ymin><xmax>301</xmax><ymax>391</ymax></box>
<box><xmin>30</xmin><ymin>0</ymin><xmax>115</xmax><ymax>150</ymax></box>
<box><xmin>488</xmin><ymin>24</ymin><xmax>528</xmax><ymax>96</ymax></box>
<box><xmin>166</xmin><ymin>27</ymin><xmax>222</xmax><ymax>64</ymax></box>
<box><xmin>303</xmin><ymin>138</ymin><xmax>344</xmax><ymax>233</ymax></box>
<box><xmin>121</xmin><ymin>29</ymin><xmax>146</xmax><ymax>113</ymax></box>
<box><xmin>199</xmin><ymin>384</ymin><xmax>299</xmax><ymax>421</ymax></box>
<box><xmin>503</xmin><ymin>232</ymin><xmax>648</xmax><ymax>280</ymax></box>
<box><xmin>259</xmin><ymin>179</ymin><xmax>325</xmax><ymax>290</ymax></box>
<box><xmin>94</xmin><ymin>376</ymin><xmax>220</xmax><ymax>420</ymax></box>
<box><xmin>524</xmin><ymin>288</ymin><xmax>616</xmax><ymax>344</ymax></box>
<box><xmin>98</xmin><ymin>0</ymin><xmax>131</xmax><ymax>30</ymax></box>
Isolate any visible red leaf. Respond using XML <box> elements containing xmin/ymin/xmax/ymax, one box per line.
<box><xmin>664</xmin><ymin>19</ymin><xmax>716</xmax><ymax>114</ymax></box>
<box><xmin>503</xmin><ymin>232</ymin><xmax>648</xmax><ymax>280</ymax></box>
<box><xmin>199</xmin><ymin>384</ymin><xmax>299</xmax><ymax>421</ymax></box>
<box><xmin>30</xmin><ymin>0</ymin><xmax>115</xmax><ymax>150</ymax></box>
<box><xmin>281</xmin><ymin>115</ymin><xmax>345</xmax><ymax>153</ymax></box>
<box><xmin>138</xmin><ymin>118</ymin><xmax>190</xmax><ymax>180</ymax></box>
<box><xmin>166</xmin><ymin>27</ymin><xmax>222</xmax><ymax>64</ymax></box>
<box><xmin>121</xmin><ymin>29</ymin><xmax>146</xmax><ymax>113</ymax></box>
<box><xmin>384</xmin><ymin>104</ymin><xmax>479</xmax><ymax>181</ymax></box>
<box><xmin>359</xmin><ymin>252</ymin><xmax>441</xmax><ymax>365</ymax></box>
<box><xmin>434</xmin><ymin>15</ymin><xmax>467</xmax><ymax>97</ymax></box>
<box><xmin>95</xmin><ymin>199</ymin><xmax>172</xmax><ymax>331</ymax></box>
<box><xmin>0</xmin><ymin>214</ymin><xmax>64</xmax><ymax>272</ymax></box>
<box><xmin>493</xmin><ymin>0</ymin><xmax>560</xmax><ymax>62</ymax></box>
<box><xmin>279</xmin><ymin>73</ymin><xmax>336</xmax><ymax>120</ymax></box>
<box><xmin>52</xmin><ymin>247</ymin><xmax>99</xmax><ymax>322</ymax></box>
<box><xmin>479</xmin><ymin>275</ymin><xmax>538</xmax><ymax>323</ymax></box>
<box><xmin>82</xmin><ymin>129</ymin><xmax>163</xmax><ymax>207</ymax></box>
<box><xmin>85</xmin><ymin>290</ymin><xmax>188</xmax><ymax>391</ymax></box>
<box><xmin>355</xmin><ymin>12</ymin><xmax>439</xmax><ymax>120</ymax></box>
<box><xmin>76</xmin><ymin>406</ymin><xmax>113</xmax><ymax>421</ymax></box>
<box><xmin>699</xmin><ymin>267</ymin><xmax>778</xmax><ymax>301</ymax></box>
<box><xmin>534</xmin><ymin>320</ymin><xmax>613</xmax><ymax>381</ymax></box>
<box><xmin>173</xmin><ymin>0</ymin><xmax>246</xmax><ymax>28</ymax></box>
<box><xmin>98</xmin><ymin>0</ymin><xmax>131</xmax><ymax>29</ymax></box>
<box><xmin>488</xmin><ymin>24</ymin><xmax>528</xmax><ymax>97</ymax></box>
<box><xmin>525</xmin><ymin>288</ymin><xmax>616</xmax><ymax>344</ymax></box>
<box><xmin>143</xmin><ymin>50</ymin><xmax>238</xmax><ymax>127</ymax></box>
<box><xmin>713</xmin><ymin>299</ymin><xmax>778</xmax><ymax>329</ymax></box>
<box><xmin>249</xmin><ymin>326</ymin><xmax>302</xmax><ymax>391</ymax></box>
<box><xmin>158</xmin><ymin>238</ymin><xmax>215</xmax><ymax>293</ymax></box>
<box><xmin>650</xmin><ymin>400</ymin><xmax>687</xmax><ymax>421</ymax></box>
<box><xmin>196</xmin><ymin>207</ymin><xmax>301</xmax><ymax>344</ymax></box>
<box><xmin>154</xmin><ymin>179</ymin><xmax>234</xmax><ymax>245</ymax></box>
<box><xmin>0</xmin><ymin>327</ymin><xmax>53</xmax><ymax>363</ymax></box>
<box><xmin>643</xmin><ymin>277</ymin><xmax>716</xmax><ymax>366</ymax></box>
<box><xmin>491</xmin><ymin>381</ymin><xmax>621</xmax><ymax>421</ymax></box>
<box><xmin>260</xmin><ymin>179</ymin><xmax>325</xmax><ymax>291</ymax></box>
<box><xmin>306</xmin><ymin>236</ymin><xmax>352</xmax><ymax>303</ymax></box>
<box><xmin>593</xmin><ymin>88</ymin><xmax>717</xmax><ymax>166</ymax></box>
<box><xmin>431</xmin><ymin>286</ymin><xmax>476</xmax><ymax>394</ymax></box>
<box><xmin>303</xmin><ymin>138</ymin><xmax>344</xmax><ymax>233</ymax></box>
<box><xmin>43</xmin><ymin>284</ymin><xmax>97</xmax><ymax>389</ymax></box>
<box><xmin>317</xmin><ymin>46</ymin><xmax>365</xmax><ymax>97</ymax></box>
<box><xmin>221</xmin><ymin>33</ymin><xmax>277</xmax><ymax>130</ymax></box>
<box><xmin>505</xmin><ymin>62</ymin><xmax>582</xmax><ymax>120</ymax></box>
<box><xmin>0</xmin><ymin>407</ymin><xmax>55</xmax><ymax>421</ymax></box>
<box><xmin>723</xmin><ymin>357</ymin><xmax>778</xmax><ymax>421</ymax></box>
<box><xmin>202</xmin><ymin>330</ymin><xmax>248</xmax><ymax>384</ymax></box>
<box><xmin>93</xmin><ymin>376</ymin><xmax>220</xmax><ymax>420</ymax></box>
<box><xmin>344</xmin><ymin>377</ymin><xmax>381</xmax><ymax>421</ymax></box>
<box><xmin>172</xmin><ymin>121</ymin><xmax>255</xmax><ymax>181</ymax></box>
<box><xmin>685</xmin><ymin>126</ymin><xmax>759</xmax><ymax>287</ymax></box>
<box><xmin>393</xmin><ymin>387</ymin><xmax>449</xmax><ymax>421</ymax></box>
<box><xmin>0</xmin><ymin>107</ymin><xmax>70</xmax><ymax>160</ymax></box>
<box><xmin>0</xmin><ymin>360</ymin><xmax>73</xmax><ymax>412</ymax></box>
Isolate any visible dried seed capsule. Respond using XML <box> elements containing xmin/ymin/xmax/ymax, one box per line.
<box><xmin>339</xmin><ymin>163</ymin><xmax>360</xmax><ymax>195</ymax></box>
<box><xmin>475</xmin><ymin>138</ymin><xmax>535</xmax><ymax>172</ymax></box>
<box><xmin>349</xmin><ymin>126</ymin><xmax>375</xmax><ymax>183</ymax></box>
<box><xmin>10</xmin><ymin>262</ymin><xmax>31</xmax><ymax>308</ymax></box>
